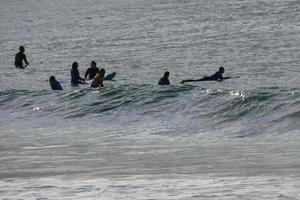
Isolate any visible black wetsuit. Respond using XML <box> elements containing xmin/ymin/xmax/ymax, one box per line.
<box><xmin>50</xmin><ymin>80</ymin><xmax>63</xmax><ymax>90</ymax></box>
<box><xmin>158</xmin><ymin>77</ymin><xmax>170</xmax><ymax>85</ymax></box>
<box><xmin>181</xmin><ymin>71</ymin><xmax>225</xmax><ymax>83</ymax></box>
<box><xmin>71</xmin><ymin>69</ymin><xmax>85</xmax><ymax>84</ymax></box>
<box><xmin>201</xmin><ymin>71</ymin><xmax>223</xmax><ymax>81</ymax></box>
<box><xmin>85</xmin><ymin>67</ymin><xmax>100</xmax><ymax>80</ymax></box>
<box><xmin>15</xmin><ymin>52</ymin><xmax>29</xmax><ymax>68</ymax></box>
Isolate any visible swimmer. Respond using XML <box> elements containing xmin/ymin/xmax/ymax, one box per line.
<box><xmin>90</xmin><ymin>68</ymin><xmax>105</xmax><ymax>88</ymax></box>
<box><xmin>49</xmin><ymin>75</ymin><xmax>63</xmax><ymax>90</ymax></box>
<box><xmin>85</xmin><ymin>61</ymin><xmax>100</xmax><ymax>80</ymax></box>
<box><xmin>158</xmin><ymin>71</ymin><xmax>170</xmax><ymax>85</ymax></box>
<box><xmin>180</xmin><ymin>67</ymin><xmax>232</xmax><ymax>84</ymax></box>
<box><xmin>15</xmin><ymin>46</ymin><xmax>29</xmax><ymax>68</ymax></box>
<box><xmin>71</xmin><ymin>62</ymin><xmax>85</xmax><ymax>85</ymax></box>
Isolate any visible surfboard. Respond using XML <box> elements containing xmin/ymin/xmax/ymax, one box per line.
<box><xmin>104</xmin><ymin>72</ymin><xmax>116</xmax><ymax>81</ymax></box>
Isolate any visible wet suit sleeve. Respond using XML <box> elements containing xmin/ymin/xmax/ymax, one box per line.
<box><xmin>77</xmin><ymin>70</ymin><xmax>85</xmax><ymax>82</ymax></box>
<box><xmin>84</xmin><ymin>68</ymin><xmax>90</xmax><ymax>80</ymax></box>
<box><xmin>23</xmin><ymin>54</ymin><xmax>29</xmax><ymax>65</ymax></box>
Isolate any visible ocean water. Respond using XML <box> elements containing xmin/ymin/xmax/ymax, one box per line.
<box><xmin>0</xmin><ymin>0</ymin><xmax>300</xmax><ymax>199</ymax></box>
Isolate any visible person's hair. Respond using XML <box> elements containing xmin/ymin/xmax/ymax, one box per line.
<box><xmin>72</xmin><ymin>62</ymin><xmax>78</xmax><ymax>70</ymax></box>
<box><xmin>164</xmin><ymin>71</ymin><xmax>170</xmax><ymax>78</ymax></box>
<box><xmin>91</xmin><ymin>61</ymin><xmax>96</xmax><ymax>67</ymax></box>
<box><xmin>19</xmin><ymin>46</ymin><xmax>25</xmax><ymax>52</ymax></box>
<box><xmin>219</xmin><ymin>67</ymin><xmax>225</xmax><ymax>73</ymax></box>
<box><xmin>99</xmin><ymin>68</ymin><xmax>105</xmax><ymax>77</ymax></box>
<box><xmin>49</xmin><ymin>75</ymin><xmax>56</xmax><ymax>82</ymax></box>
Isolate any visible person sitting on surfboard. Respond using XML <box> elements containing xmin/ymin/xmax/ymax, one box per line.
<box><xmin>85</xmin><ymin>61</ymin><xmax>99</xmax><ymax>80</ymax></box>
<box><xmin>90</xmin><ymin>68</ymin><xmax>105</xmax><ymax>88</ymax></box>
<box><xmin>71</xmin><ymin>62</ymin><xmax>86</xmax><ymax>85</ymax></box>
<box><xmin>180</xmin><ymin>67</ymin><xmax>232</xmax><ymax>84</ymax></box>
<box><xmin>158</xmin><ymin>71</ymin><xmax>170</xmax><ymax>85</ymax></box>
<box><xmin>49</xmin><ymin>75</ymin><xmax>63</xmax><ymax>90</ymax></box>
<box><xmin>15</xmin><ymin>46</ymin><xmax>29</xmax><ymax>69</ymax></box>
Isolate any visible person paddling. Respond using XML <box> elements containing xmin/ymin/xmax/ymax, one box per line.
<box><xmin>180</xmin><ymin>67</ymin><xmax>232</xmax><ymax>84</ymax></box>
<box><xmin>15</xmin><ymin>46</ymin><xmax>29</xmax><ymax>69</ymax></box>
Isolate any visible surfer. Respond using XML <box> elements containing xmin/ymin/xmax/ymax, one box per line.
<box><xmin>71</xmin><ymin>62</ymin><xmax>86</xmax><ymax>85</ymax></box>
<box><xmin>49</xmin><ymin>75</ymin><xmax>63</xmax><ymax>90</ymax></box>
<box><xmin>15</xmin><ymin>46</ymin><xmax>29</xmax><ymax>69</ymax></box>
<box><xmin>180</xmin><ymin>67</ymin><xmax>232</xmax><ymax>84</ymax></box>
<box><xmin>85</xmin><ymin>61</ymin><xmax>99</xmax><ymax>80</ymax></box>
<box><xmin>90</xmin><ymin>68</ymin><xmax>105</xmax><ymax>88</ymax></box>
<box><xmin>158</xmin><ymin>71</ymin><xmax>170</xmax><ymax>85</ymax></box>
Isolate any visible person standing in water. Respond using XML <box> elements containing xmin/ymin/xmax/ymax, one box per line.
<box><xmin>15</xmin><ymin>46</ymin><xmax>29</xmax><ymax>69</ymax></box>
<box><xmin>49</xmin><ymin>75</ymin><xmax>63</xmax><ymax>90</ymax></box>
<box><xmin>85</xmin><ymin>61</ymin><xmax>100</xmax><ymax>80</ymax></box>
<box><xmin>90</xmin><ymin>68</ymin><xmax>105</xmax><ymax>88</ymax></box>
<box><xmin>71</xmin><ymin>62</ymin><xmax>85</xmax><ymax>85</ymax></box>
<box><xmin>158</xmin><ymin>71</ymin><xmax>170</xmax><ymax>85</ymax></box>
<box><xmin>180</xmin><ymin>67</ymin><xmax>231</xmax><ymax>83</ymax></box>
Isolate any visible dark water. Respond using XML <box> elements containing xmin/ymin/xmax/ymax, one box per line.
<box><xmin>0</xmin><ymin>0</ymin><xmax>299</xmax><ymax>199</ymax></box>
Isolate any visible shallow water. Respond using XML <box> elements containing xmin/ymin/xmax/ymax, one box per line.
<box><xmin>0</xmin><ymin>0</ymin><xmax>300</xmax><ymax>199</ymax></box>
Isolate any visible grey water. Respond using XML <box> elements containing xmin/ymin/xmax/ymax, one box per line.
<box><xmin>0</xmin><ymin>0</ymin><xmax>300</xmax><ymax>199</ymax></box>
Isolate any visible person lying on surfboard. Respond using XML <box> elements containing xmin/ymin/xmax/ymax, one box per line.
<box><xmin>180</xmin><ymin>67</ymin><xmax>235</xmax><ymax>84</ymax></box>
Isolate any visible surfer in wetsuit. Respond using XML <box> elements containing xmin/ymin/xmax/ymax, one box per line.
<box><xmin>90</xmin><ymin>68</ymin><xmax>105</xmax><ymax>88</ymax></box>
<box><xmin>49</xmin><ymin>75</ymin><xmax>63</xmax><ymax>90</ymax></box>
<box><xmin>15</xmin><ymin>46</ymin><xmax>29</xmax><ymax>68</ymax></box>
<box><xmin>180</xmin><ymin>67</ymin><xmax>231</xmax><ymax>84</ymax></box>
<box><xmin>71</xmin><ymin>62</ymin><xmax>85</xmax><ymax>85</ymax></box>
<box><xmin>158</xmin><ymin>71</ymin><xmax>170</xmax><ymax>85</ymax></box>
<box><xmin>85</xmin><ymin>61</ymin><xmax>99</xmax><ymax>80</ymax></box>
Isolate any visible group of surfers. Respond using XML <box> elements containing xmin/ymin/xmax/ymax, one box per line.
<box><xmin>15</xmin><ymin>46</ymin><xmax>233</xmax><ymax>91</ymax></box>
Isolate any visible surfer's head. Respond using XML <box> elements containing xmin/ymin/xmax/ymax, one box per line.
<box><xmin>164</xmin><ymin>71</ymin><xmax>170</xmax><ymax>78</ymax></box>
<box><xmin>72</xmin><ymin>62</ymin><xmax>78</xmax><ymax>70</ymax></box>
<box><xmin>91</xmin><ymin>61</ymin><xmax>96</xmax><ymax>68</ymax></box>
<box><xmin>19</xmin><ymin>46</ymin><xmax>25</xmax><ymax>53</ymax></box>
<box><xmin>49</xmin><ymin>75</ymin><xmax>56</xmax><ymax>82</ymax></box>
<box><xmin>219</xmin><ymin>67</ymin><xmax>225</xmax><ymax>73</ymax></box>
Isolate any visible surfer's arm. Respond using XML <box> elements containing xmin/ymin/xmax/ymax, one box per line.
<box><xmin>23</xmin><ymin>54</ymin><xmax>29</xmax><ymax>65</ymax></box>
<box><xmin>84</xmin><ymin>69</ymin><xmax>89</xmax><ymax>80</ymax></box>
